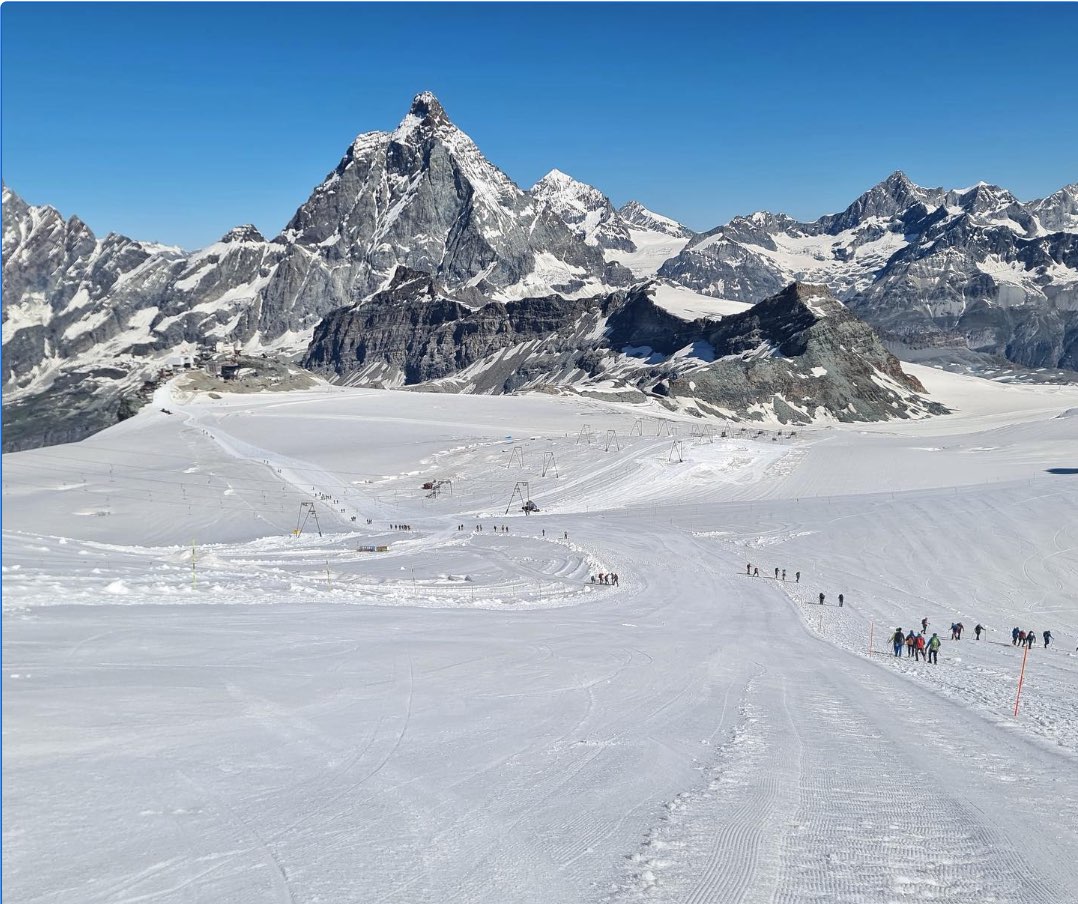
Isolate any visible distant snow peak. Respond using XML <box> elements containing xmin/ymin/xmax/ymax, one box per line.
<box><xmin>618</xmin><ymin>201</ymin><xmax>694</xmax><ymax>239</ymax></box>
<box><xmin>529</xmin><ymin>168</ymin><xmax>635</xmax><ymax>252</ymax></box>
<box><xmin>220</xmin><ymin>224</ymin><xmax>266</xmax><ymax>244</ymax></box>
<box><xmin>534</xmin><ymin>168</ymin><xmax>575</xmax><ymax>189</ymax></box>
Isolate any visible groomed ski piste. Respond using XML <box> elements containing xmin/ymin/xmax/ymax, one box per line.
<box><xmin>3</xmin><ymin>364</ymin><xmax>1078</xmax><ymax>903</ymax></box>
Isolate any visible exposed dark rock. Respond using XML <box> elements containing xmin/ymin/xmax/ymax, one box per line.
<box><xmin>305</xmin><ymin>273</ymin><xmax>944</xmax><ymax>423</ymax></box>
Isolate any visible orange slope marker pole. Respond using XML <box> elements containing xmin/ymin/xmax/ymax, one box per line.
<box><xmin>1013</xmin><ymin>644</ymin><xmax>1030</xmax><ymax>718</ymax></box>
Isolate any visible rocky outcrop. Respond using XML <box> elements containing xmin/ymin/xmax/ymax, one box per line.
<box><xmin>305</xmin><ymin>272</ymin><xmax>944</xmax><ymax>423</ymax></box>
<box><xmin>304</xmin><ymin>267</ymin><xmax>619</xmax><ymax>393</ymax></box>
<box><xmin>646</xmin><ymin>284</ymin><xmax>943</xmax><ymax>423</ymax></box>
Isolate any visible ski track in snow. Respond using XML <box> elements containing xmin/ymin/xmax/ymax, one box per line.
<box><xmin>3</xmin><ymin>372</ymin><xmax>1078</xmax><ymax>903</ymax></box>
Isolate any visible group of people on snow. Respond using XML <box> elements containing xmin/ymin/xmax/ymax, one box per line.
<box><xmin>391</xmin><ymin>523</ymin><xmax>413</xmax><ymax>531</ymax></box>
<box><xmin>590</xmin><ymin>573</ymin><xmax>619</xmax><ymax>586</ymax></box>
<box><xmin>888</xmin><ymin>618</ymin><xmax>1060</xmax><ymax>667</ymax></box>
<box><xmin>746</xmin><ymin>563</ymin><xmax>799</xmax><ymax>583</ymax></box>
<box><xmin>1012</xmin><ymin>626</ymin><xmax>1052</xmax><ymax>649</ymax></box>
<box><xmin>893</xmin><ymin>627</ymin><xmax>942</xmax><ymax>664</ymax></box>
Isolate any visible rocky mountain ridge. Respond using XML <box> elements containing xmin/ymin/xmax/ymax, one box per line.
<box><xmin>304</xmin><ymin>270</ymin><xmax>945</xmax><ymax>424</ymax></box>
<box><xmin>4</xmin><ymin>92</ymin><xmax>1073</xmax><ymax>451</ymax></box>
<box><xmin>658</xmin><ymin>172</ymin><xmax>1078</xmax><ymax>369</ymax></box>
<box><xmin>2</xmin><ymin>94</ymin><xmax>638</xmax><ymax>450</ymax></box>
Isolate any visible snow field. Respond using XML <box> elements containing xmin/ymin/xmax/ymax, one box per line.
<box><xmin>4</xmin><ymin>370</ymin><xmax>1078</xmax><ymax>903</ymax></box>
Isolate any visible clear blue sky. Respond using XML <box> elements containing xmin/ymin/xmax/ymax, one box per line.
<box><xmin>3</xmin><ymin>2</ymin><xmax>1075</xmax><ymax>249</ymax></box>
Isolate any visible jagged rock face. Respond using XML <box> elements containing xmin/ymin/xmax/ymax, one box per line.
<box><xmin>529</xmin><ymin>169</ymin><xmax>635</xmax><ymax>252</ymax></box>
<box><xmin>658</xmin><ymin>284</ymin><xmax>941</xmax><ymax>423</ymax></box>
<box><xmin>618</xmin><ymin>201</ymin><xmax>694</xmax><ymax>239</ymax></box>
<box><xmin>1027</xmin><ymin>184</ymin><xmax>1078</xmax><ymax>233</ymax></box>
<box><xmin>658</xmin><ymin>172</ymin><xmax>1078</xmax><ymax>370</ymax></box>
<box><xmin>1</xmin><ymin>185</ymin><xmax>291</xmax><ymax>449</ymax></box>
<box><xmin>304</xmin><ymin>267</ymin><xmax>618</xmax><ymax>391</ymax></box>
<box><xmin>278</xmin><ymin>94</ymin><xmax>621</xmax><ymax>301</ymax></box>
<box><xmin>305</xmin><ymin>270</ymin><xmax>942</xmax><ymax>423</ymax></box>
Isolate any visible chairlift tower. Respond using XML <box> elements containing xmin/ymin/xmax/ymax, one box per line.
<box><xmin>542</xmin><ymin>451</ymin><xmax>559</xmax><ymax>478</ymax></box>
<box><xmin>629</xmin><ymin>418</ymin><xmax>644</xmax><ymax>438</ymax></box>
<box><xmin>505</xmin><ymin>481</ymin><xmax>532</xmax><ymax>515</ymax></box>
<box><xmin>427</xmin><ymin>479</ymin><xmax>453</xmax><ymax>499</ymax></box>
<box><xmin>576</xmin><ymin>424</ymin><xmax>594</xmax><ymax>445</ymax></box>
<box><xmin>507</xmin><ymin>446</ymin><xmax>525</xmax><ymax>469</ymax></box>
<box><xmin>604</xmin><ymin>429</ymin><xmax>620</xmax><ymax>452</ymax></box>
<box><xmin>668</xmin><ymin>440</ymin><xmax>685</xmax><ymax>463</ymax></box>
<box><xmin>294</xmin><ymin>501</ymin><xmax>323</xmax><ymax>537</ymax></box>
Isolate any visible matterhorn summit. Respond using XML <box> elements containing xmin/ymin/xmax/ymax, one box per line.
<box><xmin>279</xmin><ymin>92</ymin><xmax>620</xmax><ymax>300</ymax></box>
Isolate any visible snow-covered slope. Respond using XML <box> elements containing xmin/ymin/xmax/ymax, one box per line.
<box><xmin>4</xmin><ymin>375</ymin><xmax>1077</xmax><ymax>903</ymax></box>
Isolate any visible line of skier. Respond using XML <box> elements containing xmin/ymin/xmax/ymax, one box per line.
<box><xmin>590</xmin><ymin>572</ymin><xmax>619</xmax><ymax>586</ymax></box>
<box><xmin>746</xmin><ymin>562</ymin><xmax>800</xmax><ymax>585</ymax></box>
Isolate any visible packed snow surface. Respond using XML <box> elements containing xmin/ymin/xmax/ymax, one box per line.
<box><xmin>4</xmin><ymin>368</ymin><xmax>1078</xmax><ymax>903</ymax></box>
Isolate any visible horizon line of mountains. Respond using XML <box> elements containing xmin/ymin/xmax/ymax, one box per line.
<box><xmin>3</xmin><ymin>91</ymin><xmax>1076</xmax><ymax>451</ymax></box>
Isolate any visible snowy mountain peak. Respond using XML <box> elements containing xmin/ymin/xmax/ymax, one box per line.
<box><xmin>952</xmin><ymin>182</ymin><xmax>1019</xmax><ymax>214</ymax></box>
<box><xmin>618</xmin><ymin>201</ymin><xmax>694</xmax><ymax>239</ymax></box>
<box><xmin>220</xmin><ymin>224</ymin><xmax>266</xmax><ymax>244</ymax></box>
<box><xmin>278</xmin><ymin>93</ymin><xmax>613</xmax><ymax>300</ymax></box>
<box><xmin>410</xmin><ymin>90</ymin><xmax>446</xmax><ymax>119</ymax></box>
<box><xmin>883</xmin><ymin>170</ymin><xmax>916</xmax><ymax>191</ymax></box>
<box><xmin>395</xmin><ymin>91</ymin><xmax>452</xmax><ymax>138</ymax></box>
<box><xmin>1027</xmin><ymin>183</ymin><xmax>1078</xmax><ymax>232</ymax></box>
<box><xmin>819</xmin><ymin>171</ymin><xmax>944</xmax><ymax>234</ymax></box>
<box><xmin>529</xmin><ymin>169</ymin><xmax>635</xmax><ymax>252</ymax></box>
<box><xmin>533</xmin><ymin>168</ymin><xmax>575</xmax><ymax>189</ymax></box>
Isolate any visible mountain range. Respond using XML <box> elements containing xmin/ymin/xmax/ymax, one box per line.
<box><xmin>3</xmin><ymin>92</ymin><xmax>1075</xmax><ymax>450</ymax></box>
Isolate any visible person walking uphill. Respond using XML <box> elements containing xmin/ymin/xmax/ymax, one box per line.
<box><xmin>819</xmin><ymin>593</ymin><xmax>826</xmax><ymax>605</ymax></box>
<box><xmin>905</xmin><ymin>631</ymin><xmax>916</xmax><ymax>657</ymax></box>
<box><xmin>927</xmin><ymin>633</ymin><xmax>941</xmax><ymax>664</ymax></box>
<box><xmin>975</xmin><ymin>623</ymin><xmax>983</xmax><ymax>640</ymax></box>
<box><xmin>915</xmin><ymin>632</ymin><xmax>927</xmax><ymax>661</ymax></box>
<box><xmin>1043</xmin><ymin>630</ymin><xmax>1052</xmax><ymax>648</ymax></box>
<box><xmin>1012</xmin><ymin>626</ymin><xmax>1021</xmax><ymax>646</ymax></box>
<box><xmin>892</xmin><ymin>628</ymin><xmax>905</xmax><ymax>657</ymax></box>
